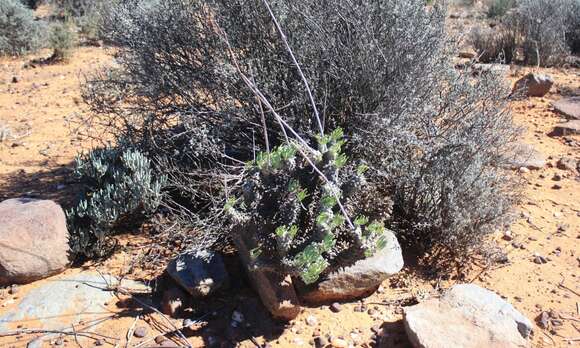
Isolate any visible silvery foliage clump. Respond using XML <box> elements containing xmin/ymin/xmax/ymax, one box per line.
<box><xmin>67</xmin><ymin>146</ymin><xmax>166</xmax><ymax>258</ymax></box>
<box><xmin>50</xmin><ymin>0</ymin><xmax>115</xmax><ymax>41</ymax></box>
<box><xmin>0</xmin><ymin>0</ymin><xmax>45</xmax><ymax>56</ymax></box>
<box><xmin>82</xmin><ymin>0</ymin><xmax>520</xmax><ymax>266</ymax></box>
<box><xmin>226</xmin><ymin>129</ymin><xmax>389</xmax><ymax>284</ymax></box>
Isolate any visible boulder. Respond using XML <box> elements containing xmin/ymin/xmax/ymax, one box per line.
<box><xmin>550</xmin><ymin>120</ymin><xmax>580</xmax><ymax>136</ymax></box>
<box><xmin>298</xmin><ymin>230</ymin><xmax>403</xmax><ymax>304</ymax></box>
<box><xmin>503</xmin><ymin>143</ymin><xmax>546</xmax><ymax>170</ymax></box>
<box><xmin>233</xmin><ymin>225</ymin><xmax>301</xmax><ymax>320</ymax></box>
<box><xmin>552</xmin><ymin>97</ymin><xmax>580</xmax><ymax>120</ymax></box>
<box><xmin>0</xmin><ymin>198</ymin><xmax>69</xmax><ymax>285</ymax></box>
<box><xmin>403</xmin><ymin>284</ymin><xmax>532</xmax><ymax>348</ymax></box>
<box><xmin>512</xmin><ymin>73</ymin><xmax>554</xmax><ymax>97</ymax></box>
<box><xmin>166</xmin><ymin>250</ymin><xmax>228</xmax><ymax>298</ymax></box>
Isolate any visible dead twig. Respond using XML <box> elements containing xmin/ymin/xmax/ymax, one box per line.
<box><xmin>71</xmin><ymin>323</ymin><xmax>83</xmax><ymax>348</ymax></box>
<box><xmin>542</xmin><ymin>331</ymin><xmax>556</xmax><ymax>346</ymax></box>
<box><xmin>0</xmin><ymin>328</ymin><xmax>116</xmax><ymax>341</ymax></box>
<box><xmin>125</xmin><ymin>315</ymin><xmax>139</xmax><ymax>348</ymax></box>
<box><xmin>133</xmin><ymin>309</ymin><xmax>218</xmax><ymax>348</ymax></box>
<box><xmin>560</xmin><ymin>314</ymin><xmax>580</xmax><ymax>323</ymax></box>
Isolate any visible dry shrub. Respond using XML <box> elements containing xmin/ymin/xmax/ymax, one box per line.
<box><xmin>76</xmin><ymin>0</ymin><xmax>521</xmax><ymax>269</ymax></box>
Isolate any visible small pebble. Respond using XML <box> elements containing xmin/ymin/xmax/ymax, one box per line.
<box><xmin>313</xmin><ymin>336</ymin><xmax>328</xmax><ymax>348</ymax></box>
<box><xmin>305</xmin><ymin>315</ymin><xmax>318</xmax><ymax>326</ymax></box>
<box><xmin>182</xmin><ymin>318</ymin><xmax>194</xmax><ymax>328</ymax></box>
<box><xmin>330</xmin><ymin>302</ymin><xmax>342</xmax><ymax>313</ymax></box>
<box><xmin>330</xmin><ymin>337</ymin><xmax>348</xmax><ymax>348</ymax></box>
<box><xmin>533</xmin><ymin>255</ymin><xmax>548</xmax><ymax>264</ymax></box>
<box><xmin>133</xmin><ymin>326</ymin><xmax>148</xmax><ymax>338</ymax></box>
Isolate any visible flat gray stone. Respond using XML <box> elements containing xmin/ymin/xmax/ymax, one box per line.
<box><xmin>0</xmin><ymin>273</ymin><xmax>150</xmax><ymax>335</ymax></box>
<box><xmin>553</xmin><ymin>97</ymin><xmax>580</xmax><ymax>120</ymax></box>
<box><xmin>473</xmin><ymin>64</ymin><xmax>510</xmax><ymax>77</ymax></box>
<box><xmin>166</xmin><ymin>250</ymin><xmax>228</xmax><ymax>298</ymax></box>
<box><xmin>404</xmin><ymin>284</ymin><xmax>532</xmax><ymax>348</ymax></box>
<box><xmin>551</xmin><ymin>120</ymin><xmax>580</xmax><ymax>136</ymax></box>
<box><xmin>299</xmin><ymin>230</ymin><xmax>403</xmax><ymax>303</ymax></box>
<box><xmin>503</xmin><ymin>143</ymin><xmax>545</xmax><ymax>170</ymax></box>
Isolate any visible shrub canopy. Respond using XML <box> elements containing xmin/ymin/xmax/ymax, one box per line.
<box><xmin>0</xmin><ymin>0</ymin><xmax>44</xmax><ymax>56</ymax></box>
<box><xmin>76</xmin><ymin>0</ymin><xmax>521</xmax><ymax>270</ymax></box>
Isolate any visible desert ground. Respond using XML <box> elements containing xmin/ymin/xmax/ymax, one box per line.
<box><xmin>0</xmin><ymin>3</ymin><xmax>579</xmax><ymax>348</ymax></box>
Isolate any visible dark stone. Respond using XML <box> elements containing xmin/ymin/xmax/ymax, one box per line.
<box><xmin>513</xmin><ymin>73</ymin><xmax>554</xmax><ymax>97</ymax></box>
<box><xmin>166</xmin><ymin>250</ymin><xmax>228</xmax><ymax>298</ymax></box>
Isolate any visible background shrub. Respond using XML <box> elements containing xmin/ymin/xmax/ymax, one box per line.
<box><xmin>470</xmin><ymin>26</ymin><xmax>517</xmax><ymax>63</ymax></box>
<box><xmin>486</xmin><ymin>0</ymin><xmax>515</xmax><ymax>18</ymax></box>
<box><xmin>51</xmin><ymin>0</ymin><xmax>114</xmax><ymax>42</ymax></box>
<box><xmin>67</xmin><ymin>146</ymin><xmax>166</xmax><ymax>259</ymax></box>
<box><xmin>508</xmin><ymin>0</ymin><xmax>572</xmax><ymax>66</ymax></box>
<box><xmin>48</xmin><ymin>21</ymin><xmax>78</xmax><ymax>61</ymax></box>
<box><xmin>0</xmin><ymin>0</ymin><xmax>45</xmax><ymax>56</ymax></box>
<box><xmin>79</xmin><ymin>0</ymin><xmax>520</xmax><ymax>270</ymax></box>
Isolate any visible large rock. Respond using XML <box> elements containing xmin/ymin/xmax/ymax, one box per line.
<box><xmin>298</xmin><ymin>230</ymin><xmax>403</xmax><ymax>304</ymax></box>
<box><xmin>404</xmin><ymin>284</ymin><xmax>532</xmax><ymax>348</ymax></box>
<box><xmin>550</xmin><ymin>120</ymin><xmax>580</xmax><ymax>136</ymax></box>
<box><xmin>0</xmin><ymin>198</ymin><xmax>69</xmax><ymax>285</ymax></box>
<box><xmin>166</xmin><ymin>250</ymin><xmax>228</xmax><ymax>298</ymax></box>
<box><xmin>512</xmin><ymin>73</ymin><xmax>554</xmax><ymax>97</ymax></box>
<box><xmin>503</xmin><ymin>143</ymin><xmax>546</xmax><ymax>170</ymax></box>
<box><xmin>233</xmin><ymin>224</ymin><xmax>301</xmax><ymax>321</ymax></box>
<box><xmin>553</xmin><ymin>97</ymin><xmax>580</xmax><ymax>120</ymax></box>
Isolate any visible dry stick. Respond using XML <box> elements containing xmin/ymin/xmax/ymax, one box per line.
<box><xmin>260</xmin><ymin>0</ymin><xmax>324</xmax><ymax>136</ymax></box>
<box><xmin>560</xmin><ymin>315</ymin><xmax>580</xmax><ymax>323</ymax></box>
<box><xmin>93</xmin><ymin>273</ymin><xmax>189</xmax><ymax>347</ymax></box>
<box><xmin>542</xmin><ymin>331</ymin><xmax>556</xmax><ymax>346</ymax></box>
<box><xmin>71</xmin><ymin>323</ymin><xmax>83</xmax><ymax>348</ymax></box>
<box><xmin>133</xmin><ymin>310</ymin><xmax>217</xmax><ymax>348</ymax></box>
<box><xmin>217</xmin><ymin>27</ymin><xmax>356</xmax><ymax>231</ymax></box>
<box><xmin>117</xmin><ymin>291</ymin><xmax>190</xmax><ymax>347</ymax></box>
<box><xmin>0</xmin><ymin>329</ymin><xmax>114</xmax><ymax>341</ymax></box>
<box><xmin>558</xmin><ymin>276</ymin><xmax>580</xmax><ymax>298</ymax></box>
<box><xmin>125</xmin><ymin>315</ymin><xmax>139</xmax><ymax>348</ymax></box>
